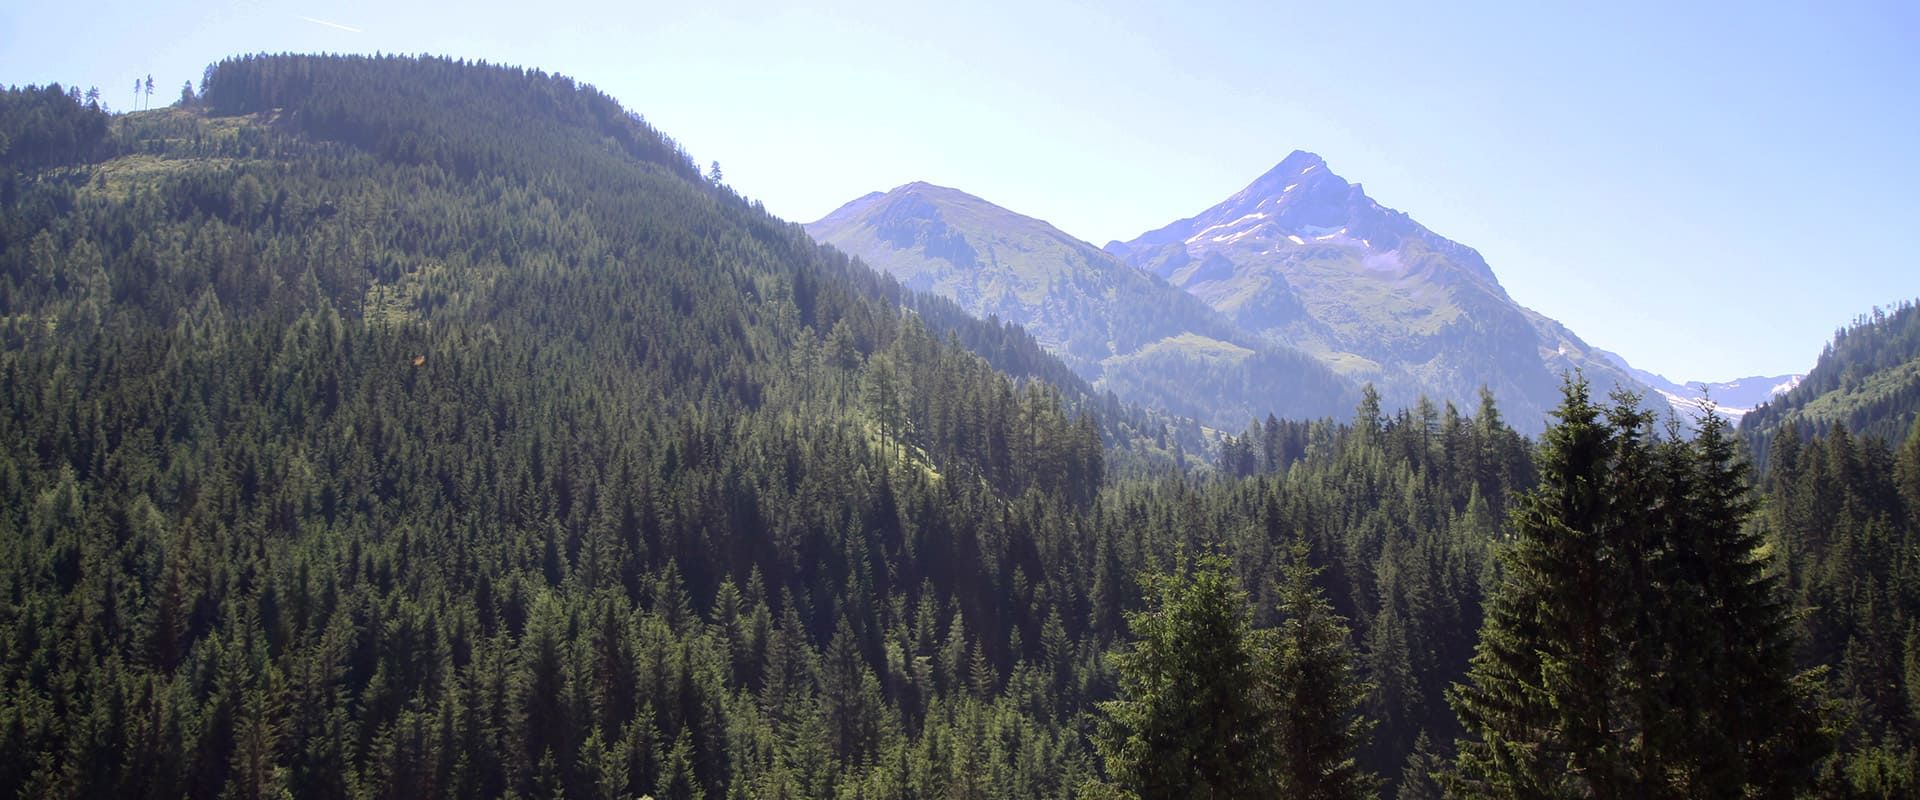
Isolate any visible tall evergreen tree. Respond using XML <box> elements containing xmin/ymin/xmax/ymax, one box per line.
<box><xmin>1654</xmin><ymin>410</ymin><xmax>1828</xmax><ymax>795</ymax></box>
<box><xmin>1269</xmin><ymin>544</ymin><xmax>1377</xmax><ymax>800</ymax></box>
<box><xmin>1096</xmin><ymin>555</ymin><xmax>1272</xmax><ymax>799</ymax></box>
<box><xmin>1897</xmin><ymin>415</ymin><xmax>1920</xmax><ymax>521</ymax></box>
<box><xmin>1448</xmin><ymin>377</ymin><xmax>1638</xmax><ymax>799</ymax></box>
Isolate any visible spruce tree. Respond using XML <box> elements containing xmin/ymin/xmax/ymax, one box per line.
<box><xmin>1657</xmin><ymin>410</ymin><xmax>1828</xmax><ymax>795</ymax></box>
<box><xmin>1269</xmin><ymin>544</ymin><xmax>1377</xmax><ymax>800</ymax></box>
<box><xmin>1448</xmin><ymin>377</ymin><xmax>1632</xmax><ymax>799</ymax></box>
<box><xmin>1096</xmin><ymin>554</ymin><xmax>1272</xmax><ymax>799</ymax></box>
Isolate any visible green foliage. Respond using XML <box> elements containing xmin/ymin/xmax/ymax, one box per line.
<box><xmin>1093</xmin><ymin>547</ymin><xmax>1378</xmax><ymax>800</ymax></box>
<box><xmin>1754</xmin><ymin>410</ymin><xmax>1920</xmax><ymax>796</ymax></box>
<box><xmin>0</xmin><ymin>57</ymin><xmax>1116</xmax><ymax>799</ymax></box>
<box><xmin>0</xmin><ymin>84</ymin><xmax>112</xmax><ymax>170</ymax></box>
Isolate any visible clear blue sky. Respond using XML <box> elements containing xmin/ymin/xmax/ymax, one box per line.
<box><xmin>5</xmin><ymin>0</ymin><xmax>1915</xmax><ymax>381</ymax></box>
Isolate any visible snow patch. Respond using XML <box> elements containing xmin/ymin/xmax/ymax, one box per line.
<box><xmin>1215</xmin><ymin>225</ymin><xmax>1266</xmax><ymax>245</ymax></box>
<box><xmin>1184</xmin><ymin>212</ymin><xmax>1269</xmax><ymax>244</ymax></box>
<box><xmin>1286</xmin><ymin>234</ymin><xmax>1306</xmax><ymax>245</ymax></box>
<box><xmin>1770</xmin><ymin>376</ymin><xmax>1803</xmax><ymax>396</ymax></box>
<box><xmin>1656</xmin><ymin>389</ymin><xmax>1755</xmax><ymax>425</ymax></box>
<box><xmin>1314</xmin><ymin>227</ymin><xmax>1347</xmax><ymax>241</ymax></box>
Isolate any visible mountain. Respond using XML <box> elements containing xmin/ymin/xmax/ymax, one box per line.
<box><xmin>1596</xmin><ymin>349</ymin><xmax>1801</xmax><ymax>425</ymax></box>
<box><xmin>5</xmin><ymin>54</ymin><xmax>1912</xmax><ymax>800</ymax></box>
<box><xmin>807</xmin><ymin>181</ymin><xmax>1354</xmax><ymax>427</ymax></box>
<box><xmin>1742</xmin><ymin>299</ymin><xmax>1920</xmax><ymax>455</ymax></box>
<box><xmin>1106</xmin><ymin>150</ymin><xmax>1648</xmax><ymax>431</ymax></box>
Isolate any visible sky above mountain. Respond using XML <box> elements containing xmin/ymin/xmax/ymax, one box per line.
<box><xmin>7</xmin><ymin>0</ymin><xmax>1913</xmax><ymax>381</ymax></box>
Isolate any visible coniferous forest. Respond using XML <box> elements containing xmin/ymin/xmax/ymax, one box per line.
<box><xmin>3</xmin><ymin>54</ymin><xmax>1920</xmax><ymax>798</ymax></box>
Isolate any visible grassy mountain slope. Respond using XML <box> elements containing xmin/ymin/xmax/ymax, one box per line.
<box><xmin>808</xmin><ymin>182</ymin><xmax>1354</xmax><ymax>428</ymax></box>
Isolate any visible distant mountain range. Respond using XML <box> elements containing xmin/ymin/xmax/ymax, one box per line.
<box><xmin>807</xmin><ymin>182</ymin><xmax>1354</xmax><ymax>428</ymax></box>
<box><xmin>1595</xmin><ymin>349</ymin><xmax>1801</xmax><ymax>425</ymax></box>
<box><xmin>813</xmin><ymin>151</ymin><xmax>1674</xmax><ymax>431</ymax></box>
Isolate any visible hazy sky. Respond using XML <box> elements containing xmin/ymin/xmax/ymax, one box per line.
<box><xmin>4</xmin><ymin>0</ymin><xmax>1914</xmax><ymax>381</ymax></box>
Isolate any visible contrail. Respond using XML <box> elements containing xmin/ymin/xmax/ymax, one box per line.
<box><xmin>300</xmin><ymin>16</ymin><xmax>363</xmax><ymax>33</ymax></box>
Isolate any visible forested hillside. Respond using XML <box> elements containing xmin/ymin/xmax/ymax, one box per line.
<box><xmin>0</xmin><ymin>56</ymin><xmax>1117</xmax><ymax>797</ymax></box>
<box><xmin>1740</xmin><ymin>301</ymin><xmax>1920</xmax><ymax>784</ymax></box>
<box><xmin>1744</xmin><ymin>300</ymin><xmax>1920</xmax><ymax>462</ymax></box>
<box><xmin>1</xmin><ymin>55</ymin><xmax>1916</xmax><ymax>799</ymax></box>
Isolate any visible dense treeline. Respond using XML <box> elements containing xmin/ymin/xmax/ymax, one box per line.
<box><xmin>1738</xmin><ymin>302</ymin><xmax>1920</xmax><ymax>793</ymax></box>
<box><xmin>1194</xmin><ymin>384</ymin><xmax>1532</xmax><ymax>771</ymax></box>
<box><xmin>199</xmin><ymin>53</ymin><xmax>707</xmax><ymax>186</ymax></box>
<box><xmin>1757</xmin><ymin>416</ymin><xmax>1920</xmax><ymax>792</ymax></box>
<box><xmin>3</xmin><ymin>54</ymin><xmax>1918</xmax><ymax>799</ymax></box>
<box><xmin>0</xmin><ymin>84</ymin><xmax>112</xmax><ymax>171</ymax></box>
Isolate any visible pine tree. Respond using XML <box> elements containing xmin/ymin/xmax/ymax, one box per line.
<box><xmin>1395</xmin><ymin>732</ymin><xmax>1445</xmax><ymax>800</ymax></box>
<box><xmin>227</xmin><ymin>663</ymin><xmax>291</xmax><ymax>800</ymax></box>
<box><xmin>1356</xmin><ymin>384</ymin><xmax>1384</xmax><ymax>444</ymax></box>
<box><xmin>518</xmin><ymin>594</ymin><xmax>574</xmax><ymax>795</ymax></box>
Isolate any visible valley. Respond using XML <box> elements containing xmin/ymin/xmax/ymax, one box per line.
<box><xmin>0</xmin><ymin>52</ymin><xmax>1915</xmax><ymax>799</ymax></box>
